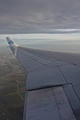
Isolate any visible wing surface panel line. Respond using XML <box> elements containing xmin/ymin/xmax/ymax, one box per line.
<box><xmin>18</xmin><ymin>48</ymin><xmax>53</xmax><ymax>65</ymax></box>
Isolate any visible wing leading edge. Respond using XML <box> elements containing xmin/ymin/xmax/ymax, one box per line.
<box><xmin>6</xmin><ymin>37</ymin><xmax>80</xmax><ymax>120</ymax></box>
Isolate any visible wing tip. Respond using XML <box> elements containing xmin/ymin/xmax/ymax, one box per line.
<box><xmin>6</xmin><ymin>37</ymin><xmax>12</xmax><ymax>41</ymax></box>
<box><xmin>6</xmin><ymin>37</ymin><xmax>19</xmax><ymax>47</ymax></box>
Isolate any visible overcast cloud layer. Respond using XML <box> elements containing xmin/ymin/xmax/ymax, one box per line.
<box><xmin>0</xmin><ymin>0</ymin><xmax>80</xmax><ymax>34</ymax></box>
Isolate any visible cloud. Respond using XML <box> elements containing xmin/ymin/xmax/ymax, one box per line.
<box><xmin>0</xmin><ymin>0</ymin><xmax>80</xmax><ymax>33</ymax></box>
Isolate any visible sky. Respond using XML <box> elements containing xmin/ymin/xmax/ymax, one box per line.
<box><xmin>0</xmin><ymin>0</ymin><xmax>80</xmax><ymax>34</ymax></box>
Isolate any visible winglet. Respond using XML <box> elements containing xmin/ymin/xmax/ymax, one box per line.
<box><xmin>6</xmin><ymin>37</ymin><xmax>19</xmax><ymax>46</ymax></box>
<box><xmin>6</xmin><ymin>37</ymin><xmax>19</xmax><ymax>56</ymax></box>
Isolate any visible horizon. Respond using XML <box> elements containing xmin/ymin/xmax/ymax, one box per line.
<box><xmin>0</xmin><ymin>33</ymin><xmax>80</xmax><ymax>53</ymax></box>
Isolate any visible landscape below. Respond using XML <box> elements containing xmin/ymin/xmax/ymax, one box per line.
<box><xmin>0</xmin><ymin>52</ymin><xmax>26</xmax><ymax>120</ymax></box>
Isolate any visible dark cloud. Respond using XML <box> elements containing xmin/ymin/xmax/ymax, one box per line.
<box><xmin>0</xmin><ymin>0</ymin><xmax>80</xmax><ymax>33</ymax></box>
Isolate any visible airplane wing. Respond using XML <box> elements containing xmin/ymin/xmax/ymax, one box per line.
<box><xmin>6</xmin><ymin>37</ymin><xmax>80</xmax><ymax>120</ymax></box>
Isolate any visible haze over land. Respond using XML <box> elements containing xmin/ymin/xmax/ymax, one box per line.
<box><xmin>0</xmin><ymin>34</ymin><xmax>80</xmax><ymax>53</ymax></box>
